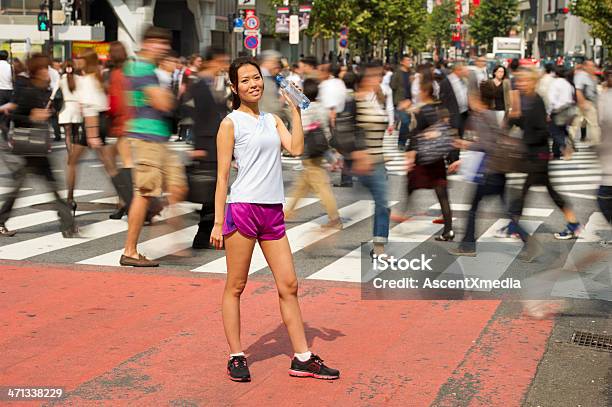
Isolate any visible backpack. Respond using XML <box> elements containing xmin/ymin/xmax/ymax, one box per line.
<box><xmin>305</xmin><ymin>122</ymin><xmax>329</xmax><ymax>158</ymax></box>
<box><xmin>330</xmin><ymin>96</ymin><xmax>357</xmax><ymax>155</ymax></box>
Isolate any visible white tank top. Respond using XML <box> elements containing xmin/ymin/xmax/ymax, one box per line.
<box><xmin>227</xmin><ymin>110</ymin><xmax>285</xmax><ymax>204</ymax></box>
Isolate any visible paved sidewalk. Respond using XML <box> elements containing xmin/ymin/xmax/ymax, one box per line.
<box><xmin>0</xmin><ymin>262</ymin><xmax>582</xmax><ymax>406</ymax></box>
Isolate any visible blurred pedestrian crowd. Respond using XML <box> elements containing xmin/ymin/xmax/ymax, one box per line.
<box><xmin>0</xmin><ymin>26</ymin><xmax>610</xmax><ymax>267</ymax></box>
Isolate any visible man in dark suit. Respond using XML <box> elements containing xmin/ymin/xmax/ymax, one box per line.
<box><xmin>439</xmin><ymin>62</ymin><xmax>469</xmax><ymax>163</ymax></box>
<box><xmin>190</xmin><ymin>47</ymin><xmax>230</xmax><ymax>249</ymax></box>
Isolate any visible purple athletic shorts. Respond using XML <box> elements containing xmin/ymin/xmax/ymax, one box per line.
<box><xmin>222</xmin><ymin>203</ymin><xmax>286</xmax><ymax>240</ymax></box>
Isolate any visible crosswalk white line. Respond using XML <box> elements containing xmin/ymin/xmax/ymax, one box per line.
<box><xmin>6</xmin><ymin>210</ymin><xmax>91</xmax><ymax>231</ymax></box>
<box><xmin>192</xmin><ymin>200</ymin><xmax>394</xmax><ymax>274</ymax></box>
<box><xmin>428</xmin><ymin>203</ymin><xmax>553</xmax><ymax>218</ymax></box>
<box><xmin>505</xmin><ymin>175</ymin><xmax>602</xmax><ymax>185</ymax></box>
<box><xmin>506</xmin><ymin>169</ymin><xmax>602</xmax><ymax>178</ymax></box>
<box><xmin>78</xmin><ymin>198</ymin><xmax>320</xmax><ymax>266</ymax></box>
<box><xmin>307</xmin><ymin>217</ymin><xmax>443</xmax><ymax>282</ymax></box>
<box><xmin>549</xmin><ymin>159</ymin><xmax>599</xmax><ymax>165</ymax></box>
<box><xmin>550</xmin><ymin>212</ymin><xmax>611</xmax><ymax>301</ymax></box>
<box><xmin>558</xmin><ymin>192</ymin><xmax>597</xmax><ymax>200</ymax></box>
<box><xmin>0</xmin><ymin>204</ymin><xmax>197</xmax><ymax>260</ymax></box>
<box><xmin>0</xmin><ymin>187</ymin><xmax>32</xmax><ymax>195</ymax></box>
<box><xmin>2</xmin><ymin>190</ymin><xmax>101</xmax><ymax>210</ymax></box>
<box><xmin>435</xmin><ymin>219</ymin><xmax>542</xmax><ymax>292</ymax></box>
<box><xmin>516</xmin><ymin>184</ymin><xmax>600</xmax><ymax>192</ymax></box>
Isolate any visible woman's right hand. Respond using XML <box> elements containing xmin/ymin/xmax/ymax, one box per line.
<box><xmin>210</xmin><ymin>223</ymin><xmax>224</xmax><ymax>249</ymax></box>
<box><xmin>29</xmin><ymin>108</ymin><xmax>51</xmax><ymax>122</ymax></box>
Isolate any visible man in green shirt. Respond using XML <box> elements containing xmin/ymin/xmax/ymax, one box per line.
<box><xmin>120</xmin><ymin>26</ymin><xmax>187</xmax><ymax>267</ymax></box>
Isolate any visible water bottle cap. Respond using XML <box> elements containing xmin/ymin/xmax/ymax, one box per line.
<box><xmin>275</xmin><ymin>74</ymin><xmax>284</xmax><ymax>85</ymax></box>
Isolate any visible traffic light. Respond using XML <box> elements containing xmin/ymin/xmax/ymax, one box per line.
<box><xmin>557</xmin><ymin>7</ymin><xmax>570</xmax><ymax>14</ymax></box>
<box><xmin>37</xmin><ymin>12</ymin><xmax>49</xmax><ymax>31</ymax></box>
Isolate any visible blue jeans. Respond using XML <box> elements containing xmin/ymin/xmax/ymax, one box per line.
<box><xmin>357</xmin><ymin>162</ymin><xmax>389</xmax><ymax>243</ymax></box>
<box><xmin>396</xmin><ymin>109</ymin><xmax>411</xmax><ymax>148</ymax></box>
<box><xmin>460</xmin><ymin>173</ymin><xmax>507</xmax><ymax>250</ymax></box>
<box><xmin>549</xmin><ymin>121</ymin><xmax>567</xmax><ymax>158</ymax></box>
<box><xmin>598</xmin><ymin>185</ymin><xmax>612</xmax><ymax>224</ymax></box>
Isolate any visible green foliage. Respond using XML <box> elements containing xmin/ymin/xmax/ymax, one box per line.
<box><xmin>468</xmin><ymin>0</ymin><xmax>519</xmax><ymax>51</ymax></box>
<box><xmin>267</xmin><ymin>0</ymin><xmax>429</xmax><ymax>54</ymax></box>
<box><xmin>425</xmin><ymin>0</ymin><xmax>455</xmax><ymax>48</ymax></box>
<box><xmin>571</xmin><ymin>0</ymin><xmax>612</xmax><ymax>51</ymax></box>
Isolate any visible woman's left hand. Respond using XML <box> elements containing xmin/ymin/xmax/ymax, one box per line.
<box><xmin>87</xmin><ymin>136</ymin><xmax>102</xmax><ymax>149</ymax></box>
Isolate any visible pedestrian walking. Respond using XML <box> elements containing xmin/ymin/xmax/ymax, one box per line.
<box><xmin>354</xmin><ymin>61</ymin><xmax>391</xmax><ymax>257</ymax></box>
<box><xmin>0</xmin><ymin>54</ymin><xmax>79</xmax><ymax>237</ymax></box>
<box><xmin>190</xmin><ymin>47</ymin><xmax>230</xmax><ymax>249</ymax></box>
<box><xmin>66</xmin><ymin>48</ymin><xmax>116</xmax><ymax>214</ymax></box>
<box><xmin>498</xmin><ymin>67</ymin><xmax>581</xmax><ymax>257</ymax></box>
<box><xmin>209</xmin><ymin>57</ymin><xmax>339</xmax><ymax>382</ymax></box>
<box><xmin>58</xmin><ymin>61</ymin><xmax>83</xmax><ymax>154</ymax></box>
<box><xmin>284</xmin><ymin>78</ymin><xmax>342</xmax><ymax>229</ymax></box>
<box><xmin>547</xmin><ymin>65</ymin><xmax>576</xmax><ymax>160</ymax></box>
<box><xmin>394</xmin><ymin>69</ymin><xmax>455</xmax><ymax>242</ymax></box>
<box><xmin>120</xmin><ymin>26</ymin><xmax>188</xmax><ymax>267</ymax></box>
<box><xmin>0</xmin><ymin>50</ymin><xmax>13</xmax><ymax>141</ymax></box>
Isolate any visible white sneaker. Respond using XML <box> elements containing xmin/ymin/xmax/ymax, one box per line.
<box><xmin>493</xmin><ymin>226</ymin><xmax>519</xmax><ymax>239</ymax></box>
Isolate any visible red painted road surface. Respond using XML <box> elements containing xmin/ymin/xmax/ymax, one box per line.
<box><xmin>0</xmin><ymin>264</ymin><xmax>553</xmax><ymax>406</ymax></box>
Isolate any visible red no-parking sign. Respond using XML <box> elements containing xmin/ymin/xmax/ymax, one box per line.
<box><xmin>244</xmin><ymin>35</ymin><xmax>259</xmax><ymax>50</ymax></box>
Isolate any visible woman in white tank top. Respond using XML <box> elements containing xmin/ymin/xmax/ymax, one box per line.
<box><xmin>210</xmin><ymin>58</ymin><xmax>339</xmax><ymax>382</ymax></box>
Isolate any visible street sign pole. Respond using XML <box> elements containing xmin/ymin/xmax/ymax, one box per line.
<box><xmin>48</xmin><ymin>0</ymin><xmax>54</xmax><ymax>58</ymax></box>
<box><xmin>289</xmin><ymin>0</ymin><xmax>298</xmax><ymax>63</ymax></box>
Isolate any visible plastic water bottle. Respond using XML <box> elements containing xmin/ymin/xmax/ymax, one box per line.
<box><xmin>275</xmin><ymin>74</ymin><xmax>310</xmax><ymax>110</ymax></box>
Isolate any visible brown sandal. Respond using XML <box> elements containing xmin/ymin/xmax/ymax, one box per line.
<box><xmin>120</xmin><ymin>253</ymin><xmax>160</xmax><ymax>267</ymax></box>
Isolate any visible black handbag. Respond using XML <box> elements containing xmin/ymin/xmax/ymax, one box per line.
<box><xmin>415</xmin><ymin>121</ymin><xmax>456</xmax><ymax>165</ymax></box>
<box><xmin>9</xmin><ymin>127</ymin><xmax>50</xmax><ymax>156</ymax></box>
<box><xmin>305</xmin><ymin>125</ymin><xmax>329</xmax><ymax>158</ymax></box>
<box><xmin>487</xmin><ymin>127</ymin><xmax>527</xmax><ymax>173</ymax></box>
<box><xmin>186</xmin><ymin>163</ymin><xmax>217</xmax><ymax>205</ymax></box>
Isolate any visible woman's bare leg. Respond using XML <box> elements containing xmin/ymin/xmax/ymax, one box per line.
<box><xmin>223</xmin><ymin>231</ymin><xmax>257</xmax><ymax>354</ymax></box>
<box><xmin>260</xmin><ymin>236</ymin><xmax>308</xmax><ymax>353</ymax></box>
<box><xmin>66</xmin><ymin>144</ymin><xmax>86</xmax><ymax>202</ymax></box>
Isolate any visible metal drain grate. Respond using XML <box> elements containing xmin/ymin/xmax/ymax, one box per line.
<box><xmin>571</xmin><ymin>331</ymin><xmax>612</xmax><ymax>352</ymax></box>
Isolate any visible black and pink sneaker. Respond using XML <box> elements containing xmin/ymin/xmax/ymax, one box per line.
<box><xmin>288</xmin><ymin>354</ymin><xmax>339</xmax><ymax>380</ymax></box>
<box><xmin>227</xmin><ymin>355</ymin><xmax>251</xmax><ymax>382</ymax></box>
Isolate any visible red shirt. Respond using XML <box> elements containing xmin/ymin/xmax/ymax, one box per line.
<box><xmin>108</xmin><ymin>68</ymin><xmax>130</xmax><ymax>137</ymax></box>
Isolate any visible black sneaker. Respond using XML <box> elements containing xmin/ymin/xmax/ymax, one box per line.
<box><xmin>288</xmin><ymin>354</ymin><xmax>339</xmax><ymax>380</ymax></box>
<box><xmin>227</xmin><ymin>355</ymin><xmax>251</xmax><ymax>382</ymax></box>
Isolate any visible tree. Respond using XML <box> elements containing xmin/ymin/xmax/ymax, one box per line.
<box><xmin>468</xmin><ymin>0</ymin><xmax>519</xmax><ymax>51</ymax></box>
<box><xmin>425</xmin><ymin>0</ymin><xmax>455</xmax><ymax>51</ymax></box>
<box><xmin>571</xmin><ymin>0</ymin><xmax>612</xmax><ymax>51</ymax></box>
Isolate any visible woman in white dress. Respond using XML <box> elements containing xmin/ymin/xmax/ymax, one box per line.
<box><xmin>58</xmin><ymin>61</ymin><xmax>83</xmax><ymax>152</ymax></box>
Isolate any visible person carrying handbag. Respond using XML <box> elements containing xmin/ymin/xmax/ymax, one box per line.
<box><xmin>284</xmin><ymin>78</ymin><xmax>341</xmax><ymax>229</ymax></box>
<box><xmin>0</xmin><ymin>53</ymin><xmax>79</xmax><ymax>238</ymax></box>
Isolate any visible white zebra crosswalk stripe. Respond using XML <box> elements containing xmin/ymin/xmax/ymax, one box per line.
<box><xmin>549</xmin><ymin>212</ymin><xmax>612</xmax><ymax>301</ymax></box>
<box><xmin>505</xmin><ymin>176</ymin><xmax>602</xmax><ymax>185</ymax></box>
<box><xmin>307</xmin><ymin>217</ymin><xmax>443</xmax><ymax>283</ymax></box>
<box><xmin>435</xmin><ymin>219</ymin><xmax>542</xmax><ymax>292</ymax></box>
<box><xmin>1</xmin><ymin>190</ymin><xmax>101</xmax><ymax>210</ymax></box>
<box><xmin>0</xmin><ymin>187</ymin><xmax>32</xmax><ymax>195</ymax></box>
<box><xmin>0</xmin><ymin>204</ymin><xmax>197</xmax><ymax>260</ymax></box>
<box><xmin>78</xmin><ymin>198</ymin><xmax>320</xmax><ymax>266</ymax></box>
<box><xmin>428</xmin><ymin>203</ymin><xmax>553</xmax><ymax>218</ymax></box>
<box><xmin>192</xmin><ymin>200</ymin><xmax>395</xmax><ymax>274</ymax></box>
<box><xmin>506</xmin><ymin>169</ymin><xmax>602</xmax><ymax>178</ymax></box>
<box><xmin>6</xmin><ymin>211</ymin><xmax>91</xmax><ymax>231</ymax></box>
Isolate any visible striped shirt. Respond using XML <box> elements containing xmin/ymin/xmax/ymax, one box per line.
<box><xmin>356</xmin><ymin>92</ymin><xmax>388</xmax><ymax>163</ymax></box>
<box><xmin>124</xmin><ymin>59</ymin><xmax>170</xmax><ymax>142</ymax></box>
